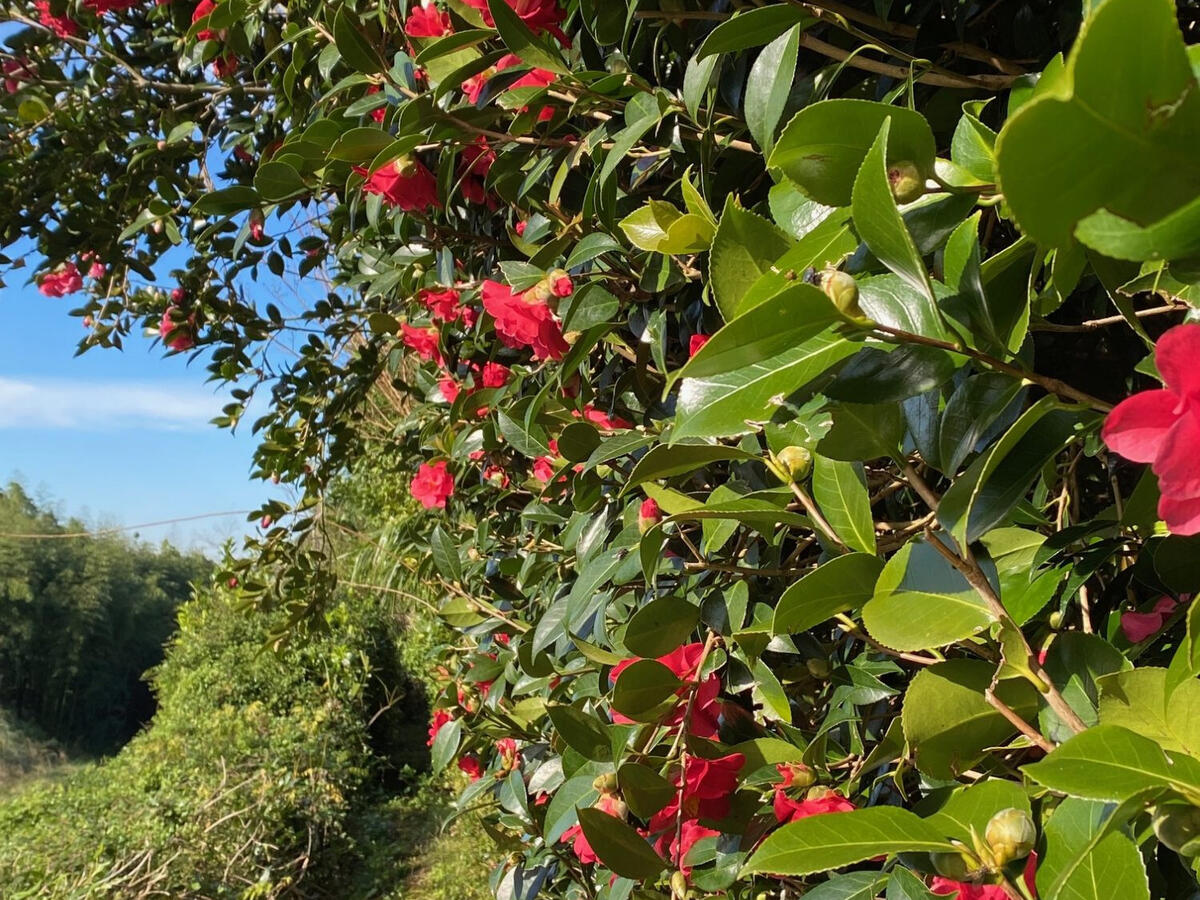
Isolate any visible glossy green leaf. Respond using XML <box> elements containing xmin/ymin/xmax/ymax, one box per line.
<box><xmin>625</xmin><ymin>444</ymin><xmax>760</xmax><ymax>491</ymax></box>
<box><xmin>486</xmin><ymin>0</ymin><xmax>569</xmax><ymax>73</ymax></box>
<box><xmin>745</xmin><ymin>25</ymin><xmax>801</xmax><ymax>154</ymax></box>
<box><xmin>1097</xmin><ymin>667</ymin><xmax>1200</xmax><ymax>758</ymax></box>
<box><xmin>825</xmin><ymin>344</ymin><xmax>957</xmax><ymax>405</ymax></box>
<box><xmin>863</xmin><ymin>537</ymin><xmax>997</xmax><ymax>652</ymax></box>
<box><xmin>617</xmin><ymin>763</ymin><xmax>674</xmax><ymax>820</ymax></box>
<box><xmin>625</xmin><ymin>597</ymin><xmax>700</xmax><ymax>658</ymax></box>
<box><xmin>254</xmin><ymin>161</ymin><xmax>306</xmax><ymax>201</ymax></box>
<box><xmin>852</xmin><ymin>120</ymin><xmax>936</xmax><ymax>301</ymax></box>
<box><xmin>902</xmin><ymin>659</ymin><xmax>1039</xmax><ymax>780</ymax></box>
<box><xmin>743</xmin><ymin>807</ymin><xmax>956</xmax><ymax>876</ymax></box>
<box><xmin>995</xmin><ymin>0</ymin><xmax>1200</xmax><ymax>248</ymax></box>
<box><xmin>1075</xmin><ymin>196</ymin><xmax>1200</xmax><ymax>261</ymax></box>
<box><xmin>577</xmin><ymin>807</ymin><xmax>668</xmax><ymax>879</ymax></box>
<box><xmin>1036</xmin><ymin>798</ymin><xmax>1151</xmax><ymax>900</ymax></box>
<box><xmin>333</xmin><ymin>9</ymin><xmax>386</xmax><ymax>74</ymax></box>
<box><xmin>811</xmin><ymin>456</ymin><xmax>875</xmax><ymax>554</ymax></box>
<box><xmin>938</xmin><ymin>372</ymin><xmax>1025</xmax><ymax>475</ymax></box>
<box><xmin>548</xmin><ymin>704</ymin><xmax>612</xmax><ymax>762</ymax></box>
<box><xmin>1023</xmin><ymin>724</ymin><xmax>1200</xmax><ymax>802</ymax></box>
<box><xmin>696</xmin><ymin>6</ymin><xmax>811</xmax><ymax>59</ymax></box>
<box><xmin>773</xmin><ymin>553</ymin><xmax>884</xmax><ymax>635</ymax></box>
<box><xmin>769</xmin><ymin>100</ymin><xmax>937</xmax><ymax>207</ymax></box>
<box><xmin>709</xmin><ymin>198</ymin><xmax>793</xmax><ymax>321</ymax></box>
<box><xmin>611</xmin><ymin>659</ymin><xmax>680</xmax><ymax>719</ymax></box>
<box><xmin>925</xmin><ymin>779</ymin><xmax>1031</xmax><ymax>845</ymax></box>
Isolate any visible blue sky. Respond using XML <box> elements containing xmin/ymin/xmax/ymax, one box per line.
<box><xmin>0</xmin><ymin>269</ymin><xmax>273</xmax><ymax>553</ymax></box>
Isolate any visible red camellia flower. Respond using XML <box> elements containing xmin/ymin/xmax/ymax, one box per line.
<box><xmin>689</xmin><ymin>334</ymin><xmax>711</xmax><ymax>357</ymax></box>
<box><xmin>662</xmin><ymin>821</ymin><xmax>721</xmax><ymax>878</ymax></box>
<box><xmin>34</xmin><ymin>0</ymin><xmax>80</xmax><ymax>38</ymax></box>
<box><xmin>930</xmin><ymin>853</ymin><xmax>1038</xmax><ymax>900</ymax></box>
<box><xmin>192</xmin><ymin>0</ymin><xmax>219</xmax><ymax>40</ymax></box>
<box><xmin>3</xmin><ymin>59</ymin><xmax>36</xmax><ymax>94</ymax></box>
<box><xmin>1102</xmin><ymin>324</ymin><xmax>1200</xmax><ymax>535</ymax></box>
<box><xmin>463</xmin><ymin>0</ymin><xmax>567</xmax><ymax>43</ymax></box>
<box><xmin>462</xmin><ymin>54</ymin><xmax>555</xmax><ymax>121</ymax></box>
<box><xmin>477</xmin><ymin>361</ymin><xmax>511</xmax><ymax>388</ymax></box>
<box><xmin>38</xmin><ymin>263</ymin><xmax>83</xmax><ymax>297</ymax></box>
<box><xmin>496</xmin><ymin>737</ymin><xmax>520</xmax><ymax>769</ymax></box>
<box><xmin>574</xmin><ymin>404</ymin><xmax>632</xmax><ymax>431</ymax></box>
<box><xmin>457</xmin><ymin>754</ymin><xmax>483</xmax><ymax>781</ymax></box>
<box><xmin>531</xmin><ymin>455</ymin><xmax>556</xmax><ymax>483</ymax></box>
<box><xmin>427</xmin><ymin>708</ymin><xmax>453</xmax><ymax>746</ymax></box>
<box><xmin>610</xmin><ymin>643</ymin><xmax>724</xmax><ymax>738</ymax></box>
<box><xmin>248</xmin><ymin>208</ymin><xmax>265</xmax><ymax>241</ymax></box>
<box><xmin>420</xmin><ymin>287</ymin><xmax>462</xmax><ymax>323</ymax></box>
<box><xmin>401</xmin><ymin>323</ymin><xmax>442</xmax><ymax>362</ymax></box>
<box><xmin>159</xmin><ymin>307</ymin><xmax>196</xmax><ymax>351</ymax></box>
<box><xmin>355</xmin><ymin>158</ymin><xmax>440</xmax><ymax>212</ymax></box>
<box><xmin>437</xmin><ymin>376</ymin><xmax>461</xmax><ymax>404</ymax></box>
<box><xmin>480</xmin><ymin>279</ymin><xmax>569</xmax><ymax>361</ymax></box>
<box><xmin>211</xmin><ymin>53</ymin><xmax>238</xmax><ymax>78</ymax></box>
<box><xmin>410</xmin><ymin>460</ymin><xmax>455</xmax><ymax>509</ymax></box>
<box><xmin>83</xmin><ymin>0</ymin><xmax>139</xmax><ymax>12</ymax></box>
<box><xmin>649</xmin><ymin>752</ymin><xmax>745</xmax><ymax>827</ymax></box>
<box><xmin>772</xmin><ymin>789</ymin><xmax>856</xmax><ymax>825</ymax></box>
<box><xmin>1120</xmin><ymin>595</ymin><xmax>1181</xmax><ymax>643</ymax></box>
<box><xmin>406</xmin><ymin>1</ymin><xmax>453</xmax><ymax>38</ymax></box>
<box><xmin>560</xmin><ymin>793</ymin><xmax>626</xmax><ymax>864</ymax></box>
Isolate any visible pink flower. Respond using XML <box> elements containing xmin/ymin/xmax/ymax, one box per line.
<box><xmin>438</xmin><ymin>376</ymin><xmax>460</xmax><ymax>404</ymax></box>
<box><xmin>460</xmin><ymin>305</ymin><xmax>478</xmax><ymax>329</ymax></box>
<box><xmin>420</xmin><ymin>287</ymin><xmax>462</xmax><ymax>323</ymax></box>
<box><xmin>463</xmin><ymin>0</ymin><xmax>567</xmax><ymax>43</ymax></box>
<box><xmin>1120</xmin><ymin>596</ymin><xmax>1180</xmax><ymax>643</ymax></box>
<box><xmin>457</xmin><ymin>755</ymin><xmax>483</xmax><ymax>781</ymax></box>
<box><xmin>248</xmin><ymin>209</ymin><xmax>265</xmax><ymax>241</ymax></box>
<box><xmin>401</xmin><ymin>323</ymin><xmax>442</xmax><ymax>362</ymax></box>
<box><xmin>37</xmin><ymin>263</ymin><xmax>83</xmax><ymax>297</ymax></box>
<box><xmin>406</xmin><ymin>1</ymin><xmax>453</xmax><ymax>38</ymax></box>
<box><xmin>34</xmin><ymin>0</ymin><xmax>79</xmax><ymax>37</ymax></box>
<box><xmin>689</xmin><ymin>334</ymin><xmax>711</xmax><ymax>357</ymax></box>
<box><xmin>494</xmin><ymin>633</ymin><xmax>511</xmax><ymax>645</ymax></box>
<box><xmin>931</xmin><ymin>853</ymin><xmax>1038</xmax><ymax>899</ymax></box>
<box><xmin>481</xmin><ymin>279</ymin><xmax>568</xmax><ymax>361</ymax></box>
<box><xmin>87</xmin><ymin>261</ymin><xmax>106</xmax><ymax>279</ymax></box>
<box><xmin>159</xmin><ymin>307</ymin><xmax>195</xmax><ymax>351</ymax></box>
<box><xmin>355</xmin><ymin>158</ymin><xmax>440</xmax><ymax>212</ymax></box>
<box><xmin>210</xmin><ymin>54</ymin><xmax>238</xmax><ymax>78</ymax></box>
<box><xmin>192</xmin><ymin>0</ymin><xmax>219</xmax><ymax>40</ymax></box>
<box><xmin>410</xmin><ymin>460</ymin><xmax>455</xmax><ymax>509</ymax></box>
<box><xmin>772</xmin><ymin>790</ymin><xmax>855</xmax><ymax>825</ymax></box>
<box><xmin>1103</xmin><ymin>324</ymin><xmax>1200</xmax><ymax>535</ymax></box>
<box><xmin>427</xmin><ymin>709</ymin><xmax>453</xmax><ymax>746</ymax></box>
<box><xmin>515</xmin><ymin>220</ymin><xmax>527</xmax><ymax>236</ymax></box>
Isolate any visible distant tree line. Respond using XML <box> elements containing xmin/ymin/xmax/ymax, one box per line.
<box><xmin>0</xmin><ymin>483</ymin><xmax>212</xmax><ymax>753</ymax></box>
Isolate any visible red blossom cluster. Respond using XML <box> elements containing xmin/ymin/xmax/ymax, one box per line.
<box><xmin>37</xmin><ymin>262</ymin><xmax>83</xmax><ymax>297</ymax></box>
<box><xmin>355</xmin><ymin>158</ymin><xmax>440</xmax><ymax>212</ymax></box>
<box><xmin>481</xmin><ymin>278</ymin><xmax>570</xmax><ymax>361</ymax></box>
<box><xmin>404</xmin><ymin>1</ymin><xmax>452</xmax><ymax>38</ymax></box>
<box><xmin>462</xmin><ymin>0</ymin><xmax>567</xmax><ymax>44</ymax></box>
<box><xmin>609</xmin><ymin>643</ymin><xmax>723</xmax><ymax>738</ymax></box>
<box><xmin>410</xmin><ymin>460</ymin><xmax>454</xmax><ymax>509</ymax></box>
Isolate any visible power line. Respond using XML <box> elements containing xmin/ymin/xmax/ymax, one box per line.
<box><xmin>0</xmin><ymin>510</ymin><xmax>254</xmax><ymax>540</ymax></box>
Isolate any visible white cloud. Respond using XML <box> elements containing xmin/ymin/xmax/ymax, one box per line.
<box><xmin>0</xmin><ymin>376</ymin><xmax>222</xmax><ymax>431</ymax></box>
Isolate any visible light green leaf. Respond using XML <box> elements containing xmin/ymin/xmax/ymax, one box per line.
<box><xmin>851</xmin><ymin>120</ymin><xmax>936</xmax><ymax>302</ymax></box>
<box><xmin>743</xmin><ymin>807</ymin><xmax>956</xmax><ymax>876</ymax></box>
<box><xmin>1075</xmin><ymin>196</ymin><xmax>1200</xmax><ymax>261</ymax></box>
<box><xmin>1036</xmin><ymin>797</ymin><xmax>1151</xmax><ymax>900</ymax></box>
<box><xmin>485</xmin><ymin>0</ymin><xmax>568</xmax><ymax>73</ymax></box>
<box><xmin>746</xmin><ymin>25</ymin><xmax>801</xmax><ymax>154</ymax></box>
<box><xmin>811</xmin><ymin>456</ymin><xmax>875</xmax><ymax>554</ymax></box>
<box><xmin>625</xmin><ymin>444</ymin><xmax>760</xmax><ymax>491</ymax></box>
<box><xmin>994</xmin><ymin>0</ymin><xmax>1200</xmax><ymax>248</ymax></box>
<box><xmin>769</xmin><ymin>100</ymin><xmax>936</xmax><ymax>207</ymax></box>
<box><xmin>709</xmin><ymin>198</ymin><xmax>793</xmax><ymax>321</ymax></box>
<box><xmin>1098</xmin><ymin>667</ymin><xmax>1200</xmax><ymax>758</ymax></box>
<box><xmin>696</xmin><ymin>6</ymin><xmax>812</xmax><ymax>59</ymax></box>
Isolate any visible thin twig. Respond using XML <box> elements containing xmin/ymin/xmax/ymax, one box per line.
<box><xmin>985</xmin><ymin>688</ymin><xmax>1054</xmax><ymax>753</ymax></box>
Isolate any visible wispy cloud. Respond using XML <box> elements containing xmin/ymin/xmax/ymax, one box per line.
<box><xmin>0</xmin><ymin>377</ymin><xmax>221</xmax><ymax>431</ymax></box>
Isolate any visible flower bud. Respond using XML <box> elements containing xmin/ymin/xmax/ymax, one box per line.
<box><xmin>548</xmin><ymin>269</ymin><xmax>574</xmax><ymax>298</ymax></box>
<box><xmin>887</xmin><ymin>160</ymin><xmax>925</xmax><ymax>204</ymax></box>
<box><xmin>249</xmin><ymin>208</ymin><xmax>265</xmax><ymax>241</ymax></box>
<box><xmin>1153</xmin><ymin>804</ymin><xmax>1200</xmax><ymax>856</ymax></box>
<box><xmin>777</xmin><ymin>761</ymin><xmax>817</xmax><ymax>789</ymax></box>
<box><xmin>1048</xmin><ymin>610</ymin><xmax>1064</xmax><ymax>629</ymax></box>
<box><xmin>638</xmin><ymin>497</ymin><xmax>663</xmax><ymax>534</ymax></box>
<box><xmin>806</xmin><ymin>657</ymin><xmax>831</xmax><ymax>679</ymax></box>
<box><xmin>394</xmin><ymin>155</ymin><xmax>420</xmax><ymax>178</ymax></box>
<box><xmin>777</xmin><ymin>446</ymin><xmax>813</xmax><ymax>482</ymax></box>
<box><xmin>820</xmin><ymin>269</ymin><xmax>864</xmax><ymax>319</ymax></box>
<box><xmin>985</xmin><ymin>808</ymin><xmax>1036</xmax><ymax>865</ymax></box>
<box><xmin>592</xmin><ymin>773</ymin><xmax>619</xmax><ymax>794</ymax></box>
<box><xmin>670</xmin><ymin>870</ymin><xmax>689</xmax><ymax>900</ymax></box>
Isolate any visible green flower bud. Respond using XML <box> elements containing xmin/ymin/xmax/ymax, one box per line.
<box><xmin>820</xmin><ymin>269</ymin><xmax>864</xmax><ymax>319</ymax></box>
<box><xmin>670</xmin><ymin>869</ymin><xmax>689</xmax><ymax>900</ymax></box>
<box><xmin>592</xmin><ymin>773</ymin><xmax>619</xmax><ymax>794</ymax></box>
<box><xmin>1048</xmin><ymin>610</ymin><xmax>1064</xmax><ymax>629</ymax></box>
<box><xmin>887</xmin><ymin>160</ymin><xmax>925</xmax><ymax>204</ymax></box>
<box><xmin>1153</xmin><ymin>804</ymin><xmax>1200</xmax><ymax>856</ymax></box>
<box><xmin>806</xmin><ymin>657</ymin><xmax>831</xmax><ymax>680</ymax></box>
<box><xmin>985</xmin><ymin>808</ymin><xmax>1036</xmax><ymax>865</ymax></box>
<box><xmin>777</xmin><ymin>446</ymin><xmax>813</xmax><ymax>482</ymax></box>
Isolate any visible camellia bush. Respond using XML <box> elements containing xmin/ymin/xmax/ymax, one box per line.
<box><xmin>5</xmin><ymin>0</ymin><xmax>1200</xmax><ymax>897</ymax></box>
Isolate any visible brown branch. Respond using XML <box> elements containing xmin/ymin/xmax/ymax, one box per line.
<box><xmin>985</xmin><ymin>688</ymin><xmax>1054</xmax><ymax>753</ymax></box>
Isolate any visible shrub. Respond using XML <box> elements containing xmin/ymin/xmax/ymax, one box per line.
<box><xmin>5</xmin><ymin>0</ymin><xmax>1200</xmax><ymax>897</ymax></box>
